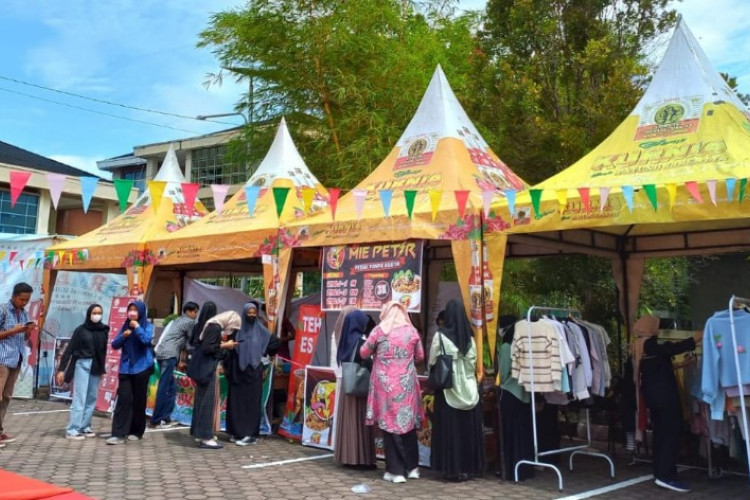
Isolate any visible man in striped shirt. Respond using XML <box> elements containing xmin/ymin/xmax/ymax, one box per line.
<box><xmin>0</xmin><ymin>282</ymin><xmax>34</xmax><ymax>448</ymax></box>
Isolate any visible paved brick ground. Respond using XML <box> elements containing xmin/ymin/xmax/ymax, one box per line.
<box><xmin>1</xmin><ymin>399</ymin><xmax>747</xmax><ymax>499</ymax></box>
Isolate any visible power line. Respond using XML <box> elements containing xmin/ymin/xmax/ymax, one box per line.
<box><xmin>0</xmin><ymin>86</ymin><xmax>202</xmax><ymax>133</ymax></box>
<box><xmin>0</xmin><ymin>74</ymin><xmax>239</xmax><ymax>126</ymax></box>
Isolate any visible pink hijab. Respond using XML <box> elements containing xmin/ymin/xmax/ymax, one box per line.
<box><xmin>378</xmin><ymin>301</ymin><xmax>412</xmax><ymax>334</ymax></box>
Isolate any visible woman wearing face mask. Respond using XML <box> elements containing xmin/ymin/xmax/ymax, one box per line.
<box><xmin>57</xmin><ymin>304</ymin><xmax>110</xmax><ymax>440</ymax></box>
<box><xmin>106</xmin><ymin>301</ymin><xmax>154</xmax><ymax>445</ymax></box>
<box><xmin>190</xmin><ymin>310</ymin><xmax>242</xmax><ymax>449</ymax></box>
<box><xmin>224</xmin><ymin>301</ymin><xmax>281</xmax><ymax>446</ymax></box>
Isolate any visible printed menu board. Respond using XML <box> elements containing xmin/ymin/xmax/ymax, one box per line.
<box><xmin>322</xmin><ymin>240</ymin><xmax>423</xmax><ymax>312</ymax></box>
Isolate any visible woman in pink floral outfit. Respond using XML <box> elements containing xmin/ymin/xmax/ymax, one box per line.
<box><xmin>360</xmin><ymin>301</ymin><xmax>424</xmax><ymax>484</ymax></box>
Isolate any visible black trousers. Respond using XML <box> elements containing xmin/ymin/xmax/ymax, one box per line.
<box><xmin>382</xmin><ymin>429</ymin><xmax>419</xmax><ymax>476</ymax></box>
<box><xmin>111</xmin><ymin>368</ymin><xmax>153</xmax><ymax>438</ymax></box>
<box><xmin>650</xmin><ymin>404</ymin><xmax>682</xmax><ymax>482</ymax></box>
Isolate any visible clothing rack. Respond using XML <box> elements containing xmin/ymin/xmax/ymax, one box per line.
<box><xmin>513</xmin><ymin>305</ymin><xmax>615</xmax><ymax>491</ymax></box>
<box><xmin>728</xmin><ymin>295</ymin><xmax>750</xmax><ymax>484</ymax></box>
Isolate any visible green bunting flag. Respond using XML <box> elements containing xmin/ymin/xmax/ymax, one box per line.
<box><xmin>404</xmin><ymin>190</ymin><xmax>417</xmax><ymax>219</ymax></box>
<box><xmin>740</xmin><ymin>178</ymin><xmax>748</xmax><ymax>203</ymax></box>
<box><xmin>272</xmin><ymin>187</ymin><xmax>291</xmax><ymax>217</ymax></box>
<box><xmin>529</xmin><ymin>189</ymin><xmax>543</xmax><ymax>217</ymax></box>
<box><xmin>113</xmin><ymin>179</ymin><xmax>134</xmax><ymax>212</ymax></box>
<box><xmin>643</xmin><ymin>184</ymin><xmax>658</xmax><ymax>211</ymax></box>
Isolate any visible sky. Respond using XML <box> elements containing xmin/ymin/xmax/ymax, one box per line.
<box><xmin>1</xmin><ymin>0</ymin><xmax>749</xmax><ymax>178</ymax></box>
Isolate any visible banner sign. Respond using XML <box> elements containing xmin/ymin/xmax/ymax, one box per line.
<box><xmin>322</xmin><ymin>240</ymin><xmax>423</xmax><ymax>312</ymax></box>
<box><xmin>302</xmin><ymin>366</ymin><xmax>338</xmax><ymax>450</ymax></box>
<box><xmin>95</xmin><ymin>296</ymin><xmax>137</xmax><ymax>413</ymax></box>
<box><xmin>279</xmin><ymin>304</ymin><xmax>323</xmax><ymax>441</ymax></box>
<box><xmin>49</xmin><ymin>337</ymin><xmax>72</xmax><ymax>399</ymax></box>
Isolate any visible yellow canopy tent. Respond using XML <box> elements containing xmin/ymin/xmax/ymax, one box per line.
<box><xmin>486</xmin><ymin>17</ymin><xmax>750</xmax><ymax>337</ymax></box>
<box><xmin>287</xmin><ymin>66</ymin><xmax>529</xmax><ymax>372</ymax></box>
<box><xmin>147</xmin><ymin>118</ymin><xmax>329</xmax><ymax>329</ymax></box>
<box><xmin>46</xmin><ymin>144</ymin><xmax>208</xmax><ymax>299</ymax></box>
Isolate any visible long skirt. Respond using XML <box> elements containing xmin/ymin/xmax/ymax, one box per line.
<box><xmin>498</xmin><ymin>388</ymin><xmax>535</xmax><ymax>480</ymax></box>
<box><xmin>431</xmin><ymin>390</ymin><xmax>485</xmax><ymax>478</ymax></box>
<box><xmin>226</xmin><ymin>376</ymin><xmax>262</xmax><ymax>439</ymax></box>
<box><xmin>334</xmin><ymin>392</ymin><xmax>376</xmax><ymax>466</ymax></box>
<box><xmin>191</xmin><ymin>369</ymin><xmax>220</xmax><ymax>440</ymax></box>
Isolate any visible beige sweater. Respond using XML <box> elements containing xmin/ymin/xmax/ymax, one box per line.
<box><xmin>511</xmin><ymin>320</ymin><xmax>563</xmax><ymax>393</ymax></box>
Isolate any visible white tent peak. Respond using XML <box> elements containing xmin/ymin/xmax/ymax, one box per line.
<box><xmin>245</xmin><ymin>118</ymin><xmax>321</xmax><ymax>190</ymax></box>
<box><xmin>633</xmin><ymin>17</ymin><xmax>747</xmax><ymax>119</ymax></box>
<box><xmin>154</xmin><ymin>143</ymin><xmax>187</xmax><ymax>183</ymax></box>
<box><xmin>395</xmin><ymin>65</ymin><xmax>496</xmax><ymax>154</ymax></box>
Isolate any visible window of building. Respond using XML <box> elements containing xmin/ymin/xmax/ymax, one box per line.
<box><xmin>191</xmin><ymin>145</ymin><xmax>245</xmax><ymax>186</ymax></box>
<box><xmin>120</xmin><ymin>166</ymin><xmax>147</xmax><ymax>194</ymax></box>
<box><xmin>0</xmin><ymin>189</ymin><xmax>39</xmax><ymax>234</ymax></box>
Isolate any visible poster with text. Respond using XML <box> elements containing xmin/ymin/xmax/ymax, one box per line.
<box><xmin>279</xmin><ymin>304</ymin><xmax>323</xmax><ymax>440</ymax></box>
<box><xmin>95</xmin><ymin>296</ymin><xmax>137</xmax><ymax>413</ymax></box>
<box><xmin>49</xmin><ymin>337</ymin><xmax>72</xmax><ymax>400</ymax></box>
<box><xmin>302</xmin><ymin>366</ymin><xmax>338</xmax><ymax>450</ymax></box>
<box><xmin>322</xmin><ymin>241</ymin><xmax>423</xmax><ymax>312</ymax></box>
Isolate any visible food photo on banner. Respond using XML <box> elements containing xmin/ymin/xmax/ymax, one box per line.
<box><xmin>322</xmin><ymin>241</ymin><xmax>423</xmax><ymax>313</ymax></box>
<box><xmin>302</xmin><ymin>366</ymin><xmax>338</xmax><ymax>450</ymax></box>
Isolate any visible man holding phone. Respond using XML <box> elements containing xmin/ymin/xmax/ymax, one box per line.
<box><xmin>0</xmin><ymin>282</ymin><xmax>34</xmax><ymax>447</ymax></box>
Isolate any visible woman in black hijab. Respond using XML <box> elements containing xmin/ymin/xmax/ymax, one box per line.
<box><xmin>189</xmin><ymin>301</ymin><xmax>217</xmax><ymax>353</ymax></box>
<box><xmin>429</xmin><ymin>300</ymin><xmax>484</xmax><ymax>481</ymax></box>
<box><xmin>57</xmin><ymin>303</ymin><xmax>110</xmax><ymax>439</ymax></box>
<box><xmin>224</xmin><ymin>301</ymin><xmax>281</xmax><ymax>446</ymax></box>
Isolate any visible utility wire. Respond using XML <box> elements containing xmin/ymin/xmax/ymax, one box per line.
<box><xmin>0</xmin><ymin>86</ymin><xmax>202</xmax><ymax>134</ymax></box>
<box><xmin>0</xmin><ymin>74</ymin><xmax>239</xmax><ymax>126</ymax></box>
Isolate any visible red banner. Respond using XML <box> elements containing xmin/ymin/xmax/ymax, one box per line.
<box><xmin>278</xmin><ymin>304</ymin><xmax>323</xmax><ymax>440</ymax></box>
<box><xmin>96</xmin><ymin>296</ymin><xmax>137</xmax><ymax>413</ymax></box>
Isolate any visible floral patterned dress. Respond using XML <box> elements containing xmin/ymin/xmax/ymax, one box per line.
<box><xmin>360</xmin><ymin>324</ymin><xmax>424</xmax><ymax>434</ymax></box>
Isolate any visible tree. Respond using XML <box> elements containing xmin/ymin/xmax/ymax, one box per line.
<box><xmin>198</xmin><ymin>0</ymin><xmax>480</xmax><ymax>188</ymax></box>
<box><xmin>720</xmin><ymin>72</ymin><xmax>750</xmax><ymax>106</ymax></box>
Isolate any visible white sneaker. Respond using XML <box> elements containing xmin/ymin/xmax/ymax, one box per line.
<box><xmin>82</xmin><ymin>429</ymin><xmax>97</xmax><ymax>438</ymax></box>
<box><xmin>126</xmin><ymin>435</ymin><xmax>141</xmax><ymax>441</ymax></box>
<box><xmin>408</xmin><ymin>468</ymin><xmax>420</xmax><ymax>479</ymax></box>
<box><xmin>383</xmin><ymin>472</ymin><xmax>406</xmax><ymax>483</ymax></box>
<box><xmin>383</xmin><ymin>472</ymin><xmax>395</xmax><ymax>482</ymax></box>
<box><xmin>158</xmin><ymin>421</ymin><xmax>179</xmax><ymax>429</ymax></box>
<box><xmin>66</xmin><ymin>434</ymin><xmax>85</xmax><ymax>440</ymax></box>
<box><xmin>106</xmin><ymin>436</ymin><xmax>125</xmax><ymax>445</ymax></box>
<box><xmin>392</xmin><ymin>475</ymin><xmax>407</xmax><ymax>484</ymax></box>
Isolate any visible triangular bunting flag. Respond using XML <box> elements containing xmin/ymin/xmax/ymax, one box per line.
<box><xmin>529</xmin><ymin>189</ymin><xmax>543</xmax><ymax>217</ymax></box>
<box><xmin>244</xmin><ymin>186</ymin><xmax>260</xmax><ymax>216</ymax></box>
<box><xmin>301</xmin><ymin>187</ymin><xmax>316</xmax><ymax>214</ymax></box>
<box><xmin>113</xmin><ymin>179</ymin><xmax>134</xmax><ymax>212</ymax></box>
<box><xmin>57</xmin><ymin>251</ymin><xmax>65</xmax><ymax>263</ymax></box>
<box><xmin>707</xmin><ymin>180</ymin><xmax>717</xmax><ymax>205</ymax></box>
<box><xmin>622</xmin><ymin>186</ymin><xmax>634</xmax><ymax>212</ymax></box>
<box><xmin>272</xmin><ymin>187</ymin><xmax>291</xmax><ymax>218</ymax></box>
<box><xmin>9</xmin><ymin>251</ymin><xmax>17</xmax><ymax>262</ymax></box>
<box><xmin>181</xmin><ymin>183</ymin><xmax>200</xmax><ymax>216</ymax></box>
<box><xmin>0</xmin><ymin>251</ymin><xmax>6</xmax><ymax>262</ymax></box>
<box><xmin>68</xmin><ymin>252</ymin><xmax>73</xmax><ymax>265</ymax></box>
<box><xmin>643</xmin><ymin>184</ymin><xmax>658</xmax><ymax>211</ymax></box>
<box><xmin>19</xmin><ymin>260</ymin><xmax>24</xmax><ymax>271</ymax></box>
<box><xmin>666</xmin><ymin>183</ymin><xmax>677</xmax><ymax>210</ymax></box>
<box><xmin>685</xmin><ymin>181</ymin><xmax>703</xmax><ymax>203</ymax></box>
<box><xmin>328</xmin><ymin>188</ymin><xmax>341</xmax><ymax>221</ymax></box>
<box><xmin>404</xmin><ymin>190</ymin><xmax>417</xmax><ymax>220</ymax></box>
<box><xmin>482</xmin><ymin>190</ymin><xmax>495</xmax><ymax>218</ymax></box>
<box><xmin>1</xmin><ymin>261</ymin><xmax>7</xmax><ymax>273</ymax></box>
<box><xmin>379</xmin><ymin>190</ymin><xmax>393</xmax><ymax>217</ymax></box>
<box><xmin>27</xmin><ymin>258</ymin><xmax>34</xmax><ymax>269</ymax></box>
<box><xmin>577</xmin><ymin>187</ymin><xmax>590</xmax><ymax>213</ymax></box>
<box><xmin>9</xmin><ymin>171</ymin><xmax>32</xmax><ymax>208</ymax></box>
<box><xmin>46</xmin><ymin>173</ymin><xmax>66</xmax><ymax>210</ymax></box>
<box><xmin>505</xmin><ymin>189</ymin><xmax>516</xmax><ymax>217</ymax></box>
<box><xmin>429</xmin><ymin>190</ymin><xmax>442</xmax><ymax>221</ymax></box>
<box><xmin>147</xmin><ymin>180</ymin><xmax>167</xmax><ymax>213</ymax></box>
<box><xmin>80</xmin><ymin>176</ymin><xmax>99</xmax><ymax>214</ymax></box>
<box><xmin>353</xmin><ymin>190</ymin><xmax>367</xmax><ymax>220</ymax></box>
<box><xmin>211</xmin><ymin>184</ymin><xmax>230</xmax><ymax>214</ymax></box>
<box><xmin>740</xmin><ymin>178</ymin><xmax>748</xmax><ymax>203</ymax></box>
<box><xmin>454</xmin><ymin>190</ymin><xmax>469</xmax><ymax>219</ymax></box>
<box><xmin>599</xmin><ymin>187</ymin><xmax>611</xmax><ymax>213</ymax></box>
<box><xmin>726</xmin><ymin>178</ymin><xmax>737</xmax><ymax>202</ymax></box>
<box><xmin>556</xmin><ymin>189</ymin><xmax>568</xmax><ymax>214</ymax></box>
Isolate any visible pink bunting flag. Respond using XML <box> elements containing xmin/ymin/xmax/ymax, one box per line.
<box><xmin>707</xmin><ymin>180</ymin><xmax>717</xmax><ymax>205</ymax></box>
<box><xmin>454</xmin><ymin>190</ymin><xmax>470</xmax><ymax>219</ymax></box>
<box><xmin>211</xmin><ymin>184</ymin><xmax>230</xmax><ymax>214</ymax></box>
<box><xmin>685</xmin><ymin>181</ymin><xmax>703</xmax><ymax>203</ymax></box>
<box><xmin>577</xmin><ymin>187</ymin><xmax>590</xmax><ymax>213</ymax></box>
<box><xmin>328</xmin><ymin>188</ymin><xmax>341</xmax><ymax>221</ymax></box>
<box><xmin>598</xmin><ymin>187</ymin><xmax>610</xmax><ymax>213</ymax></box>
<box><xmin>10</xmin><ymin>171</ymin><xmax>32</xmax><ymax>208</ymax></box>
<box><xmin>353</xmin><ymin>189</ymin><xmax>367</xmax><ymax>220</ymax></box>
<box><xmin>181</xmin><ymin>183</ymin><xmax>200</xmax><ymax>216</ymax></box>
<box><xmin>46</xmin><ymin>173</ymin><xmax>66</xmax><ymax>209</ymax></box>
<box><xmin>482</xmin><ymin>190</ymin><xmax>495</xmax><ymax>217</ymax></box>
<box><xmin>9</xmin><ymin>251</ymin><xmax>17</xmax><ymax>262</ymax></box>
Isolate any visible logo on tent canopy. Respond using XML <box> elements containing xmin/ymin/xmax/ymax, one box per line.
<box><xmin>394</xmin><ymin>134</ymin><xmax>438</xmax><ymax>170</ymax></box>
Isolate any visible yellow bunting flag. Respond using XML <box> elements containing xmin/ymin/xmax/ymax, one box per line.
<box><xmin>556</xmin><ymin>189</ymin><xmax>568</xmax><ymax>213</ymax></box>
<box><xmin>666</xmin><ymin>183</ymin><xmax>677</xmax><ymax>210</ymax></box>
<box><xmin>301</xmin><ymin>187</ymin><xmax>315</xmax><ymax>214</ymax></box>
<box><xmin>148</xmin><ymin>180</ymin><xmax>167</xmax><ymax>213</ymax></box>
<box><xmin>58</xmin><ymin>251</ymin><xmax>66</xmax><ymax>263</ymax></box>
<box><xmin>429</xmin><ymin>190</ymin><xmax>442</xmax><ymax>221</ymax></box>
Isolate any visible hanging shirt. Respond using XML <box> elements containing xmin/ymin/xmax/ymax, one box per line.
<box><xmin>566</xmin><ymin>322</ymin><xmax>593</xmax><ymax>388</ymax></box>
<box><xmin>563</xmin><ymin>323</ymin><xmax>590</xmax><ymax>400</ymax></box>
<box><xmin>511</xmin><ymin>320</ymin><xmax>562</xmax><ymax>393</ymax></box>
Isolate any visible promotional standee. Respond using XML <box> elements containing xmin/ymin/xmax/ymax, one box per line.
<box><xmin>322</xmin><ymin>241</ymin><xmax>424</xmax><ymax>313</ymax></box>
<box><xmin>95</xmin><ymin>296</ymin><xmax>137</xmax><ymax>413</ymax></box>
<box><xmin>279</xmin><ymin>304</ymin><xmax>323</xmax><ymax>441</ymax></box>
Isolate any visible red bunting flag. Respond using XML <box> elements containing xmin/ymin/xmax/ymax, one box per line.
<box><xmin>685</xmin><ymin>181</ymin><xmax>703</xmax><ymax>203</ymax></box>
<box><xmin>454</xmin><ymin>190</ymin><xmax>469</xmax><ymax>219</ymax></box>
<box><xmin>10</xmin><ymin>171</ymin><xmax>32</xmax><ymax>208</ymax></box>
<box><xmin>577</xmin><ymin>187</ymin><xmax>590</xmax><ymax>213</ymax></box>
<box><xmin>19</xmin><ymin>260</ymin><xmax>24</xmax><ymax>271</ymax></box>
<box><xmin>328</xmin><ymin>188</ymin><xmax>341</xmax><ymax>221</ymax></box>
<box><xmin>9</xmin><ymin>251</ymin><xmax>17</xmax><ymax>262</ymax></box>
<box><xmin>181</xmin><ymin>183</ymin><xmax>200</xmax><ymax>216</ymax></box>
